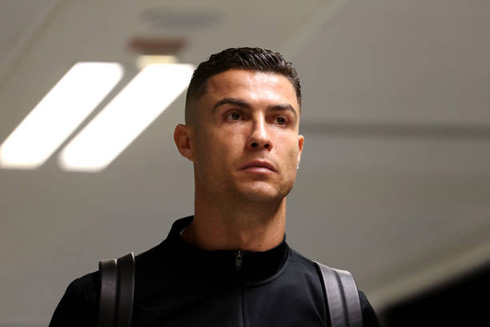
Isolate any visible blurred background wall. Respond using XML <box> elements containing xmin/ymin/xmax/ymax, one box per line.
<box><xmin>0</xmin><ymin>0</ymin><xmax>489</xmax><ymax>326</ymax></box>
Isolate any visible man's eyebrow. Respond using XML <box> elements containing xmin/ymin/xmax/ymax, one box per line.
<box><xmin>268</xmin><ymin>104</ymin><xmax>298</xmax><ymax>118</ymax></box>
<box><xmin>212</xmin><ymin>98</ymin><xmax>298</xmax><ymax>118</ymax></box>
<box><xmin>212</xmin><ymin>98</ymin><xmax>252</xmax><ymax>112</ymax></box>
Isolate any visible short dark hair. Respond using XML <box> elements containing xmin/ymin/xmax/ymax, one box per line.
<box><xmin>185</xmin><ymin>47</ymin><xmax>301</xmax><ymax>124</ymax></box>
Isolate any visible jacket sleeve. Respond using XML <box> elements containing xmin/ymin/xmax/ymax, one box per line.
<box><xmin>49</xmin><ymin>272</ymin><xmax>99</xmax><ymax>327</ymax></box>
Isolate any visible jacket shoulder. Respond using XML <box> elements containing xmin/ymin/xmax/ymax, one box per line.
<box><xmin>288</xmin><ymin>248</ymin><xmax>381</xmax><ymax>327</ymax></box>
<box><xmin>49</xmin><ymin>271</ymin><xmax>99</xmax><ymax>327</ymax></box>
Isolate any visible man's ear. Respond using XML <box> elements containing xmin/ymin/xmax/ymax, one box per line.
<box><xmin>297</xmin><ymin>135</ymin><xmax>305</xmax><ymax>166</ymax></box>
<box><xmin>174</xmin><ymin>124</ymin><xmax>195</xmax><ymax>162</ymax></box>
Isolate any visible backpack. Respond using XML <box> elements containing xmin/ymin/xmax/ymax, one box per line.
<box><xmin>97</xmin><ymin>253</ymin><xmax>363</xmax><ymax>327</ymax></box>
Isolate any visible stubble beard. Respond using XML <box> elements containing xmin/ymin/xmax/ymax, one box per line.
<box><xmin>194</xmin><ymin>163</ymin><xmax>296</xmax><ymax>210</ymax></box>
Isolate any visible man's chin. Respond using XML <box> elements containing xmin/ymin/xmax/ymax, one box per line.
<box><xmin>234</xmin><ymin>183</ymin><xmax>289</xmax><ymax>203</ymax></box>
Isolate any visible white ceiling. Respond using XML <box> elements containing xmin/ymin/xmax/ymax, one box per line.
<box><xmin>1</xmin><ymin>0</ymin><xmax>489</xmax><ymax>325</ymax></box>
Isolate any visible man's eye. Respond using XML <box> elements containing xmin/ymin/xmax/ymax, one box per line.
<box><xmin>227</xmin><ymin>112</ymin><xmax>241</xmax><ymax>121</ymax></box>
<box><xmin>276</xmin><ymin>116</ymin><xmax>287</xmax><ymax>126</ymax></box>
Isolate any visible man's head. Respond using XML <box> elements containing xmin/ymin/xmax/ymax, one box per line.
<box><xmin>185</xmin><ymin>47</ymin><xmax>301</xmax><ymax>125</ymax></box>
<box><xmin>175</xmin><ymin>47</ymin><xmax>304</xmax><ymax>206</ymax></box>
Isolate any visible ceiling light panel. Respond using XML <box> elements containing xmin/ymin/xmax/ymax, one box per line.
<box><xmin>0</xmin><ymin>62</ymin><xmax>123</xmax><ymax>169</ymax></box>
<box><xmin>59</xmin><ymin>63</ymin><xmax>195</xmax><ymax>172</ymax></box>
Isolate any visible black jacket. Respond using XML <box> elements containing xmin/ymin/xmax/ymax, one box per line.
<box><xmin>50</xmin><ymin>216</ymin><xmax>381</xmax><ymax>327</ymax></box>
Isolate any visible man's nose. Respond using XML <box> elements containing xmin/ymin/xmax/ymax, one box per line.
<box><xmin>247</xmin><ymin>118</ymin><xmax>272</xmax><ymax>151</ymax></box>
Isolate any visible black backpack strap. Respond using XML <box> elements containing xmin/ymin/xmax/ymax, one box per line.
<box><xmin>314</xmin><ymin>262</ymin><xmax>363</xmax><ymax>327</ymax></box>
<box><xmin>98</xmin><ymin>258</ymin><xmax>117</xmax><ymax>327</ymax></box>
<box><xmin>115</xmin><ymin>253</ymin><xmax>135</xmax><ymax>327</ymax></box>
<box><xmin>98</xmin><ymin>252</ymin><xmax>135</xmax><ymax>327</ymax></box>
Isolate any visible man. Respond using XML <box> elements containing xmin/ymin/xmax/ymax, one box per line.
<box><xmin>50</xmin><ymin>47</ymin><xmax>381</xmax><ymax>326</ymax></box>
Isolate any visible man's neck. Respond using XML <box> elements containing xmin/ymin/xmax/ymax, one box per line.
<box><xmin>183</xmin><ymin>195</ymin><xmax>287</xmax><ymax>252</ymax></box>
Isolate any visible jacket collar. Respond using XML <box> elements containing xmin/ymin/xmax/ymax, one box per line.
<box><xmin>164</xmin><ymin>216</ymin><xmax>290</xmax><ymax>283</ymax></box>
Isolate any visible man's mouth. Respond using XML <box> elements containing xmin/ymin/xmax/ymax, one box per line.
<box><xmin>240</xmin><ymin>160</ymin><xmax>277</xmax><ymax>173</ymax></box>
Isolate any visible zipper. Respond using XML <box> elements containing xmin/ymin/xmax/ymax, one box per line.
<box><xmin>234</xmin><ymin>278</ymin><xmax>245</xmax><ymax>327</ymax></box>
<box><xmin>234</xmin><ymin>250</ymin><xmax>245</xmax><ymax>327</ymax></box>
<box><xmin>235</xmin><ymin>250</ymin><xmax>243</xmax><ymax>271</ymax></box>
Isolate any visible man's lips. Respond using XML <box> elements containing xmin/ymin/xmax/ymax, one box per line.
<box><xmin>239</xmin><ymin>160</ymin><xmax>277</xmax><ymax>173</ymax></box>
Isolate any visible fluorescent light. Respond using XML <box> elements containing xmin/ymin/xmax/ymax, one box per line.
<box><xmin>59</xmin><ymin>63</ymin><xmax>195</xmax><ymax>172</ymax></box>
<box><xmin>0</xmin><ymin>62</ymin><xmax>123</xmax><ymax>169</ymax></box>
<box><xmin>136</xmin><ymin>55</ymin><xmax>178</xmax><ymax>70</ymax></box>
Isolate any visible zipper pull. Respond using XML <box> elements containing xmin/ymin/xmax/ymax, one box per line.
<box><xmin>235</xmin><ymin>250</ymin><xmax>243</xmax><ymax>271</ymax></box>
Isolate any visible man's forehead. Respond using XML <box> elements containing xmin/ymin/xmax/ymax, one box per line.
<box><xmin>207</xmin><ymin>69</ymin><xmax>288</xmax><ymax>86</ymax></box>
<box><xmin>203</xmin><ymin>69</ymin><xmax>300</xmax><ymax>108</ymax></box>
